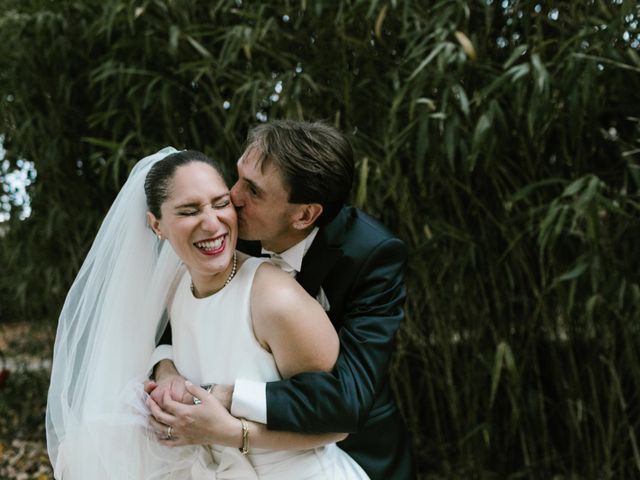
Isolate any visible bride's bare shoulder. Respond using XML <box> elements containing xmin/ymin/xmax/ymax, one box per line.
<box><xmin>251</xmin><ymin>260</ymin><xmax>302</xmax><ymax>300</ymax></box>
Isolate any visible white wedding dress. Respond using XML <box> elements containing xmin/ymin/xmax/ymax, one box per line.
<box><xmin>167</xmin><ymin>256</ymin><xmax>369</xmax><ymax>479</ymax></box>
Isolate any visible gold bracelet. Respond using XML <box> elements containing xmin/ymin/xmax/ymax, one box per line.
<box><xmin>239</xmin><ymin>417</ymin><xmax>250</xmax><ymax>455</ymax></box>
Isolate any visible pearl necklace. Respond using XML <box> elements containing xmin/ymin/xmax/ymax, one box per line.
<box><xmin>190</xmin><ymin>250</ymin><xmax>237</xmax><ymax>297</ymax></box>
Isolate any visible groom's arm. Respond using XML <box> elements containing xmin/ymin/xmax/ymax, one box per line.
<box><xmin>265</xmin><ymin>236</ymin><xmax>407</xmax><ymax>433</ymax></box>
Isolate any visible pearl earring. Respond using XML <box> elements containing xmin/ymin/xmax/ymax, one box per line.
<box><xmin>157</xmin><ymin>233</ymin><xmax>162</xmax><ymax>240</ymax></box>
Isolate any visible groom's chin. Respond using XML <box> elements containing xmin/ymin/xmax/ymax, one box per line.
<box><xmin>236</xmin><ymin>224</ymin><xmax>257</xmax><ymax>242</ymax></box>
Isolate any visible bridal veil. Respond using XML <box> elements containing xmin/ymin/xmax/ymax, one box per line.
<box><xmin>45</xmin><ymin>147</ymin><xmax>200</xmax><ymax>478</ymax></box>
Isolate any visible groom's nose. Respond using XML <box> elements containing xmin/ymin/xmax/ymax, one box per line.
<box><xmin>230</xmin><ymin>182</ymin><xmax>243</xmax><ymax>207</ymax></box>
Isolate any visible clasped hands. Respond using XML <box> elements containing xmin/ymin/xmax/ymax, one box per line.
<box><xmin>144</xmin><ymin>363</ymin><xmax>237</xmax><ymax>447</ymax></box>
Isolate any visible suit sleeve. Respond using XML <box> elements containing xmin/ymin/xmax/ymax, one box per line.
<box><xmin>157</xmin><ymin>321</ymin><xmax>172</xmax><ymax>346</ymax></box>
<box><xmin>265</xmin><ymin>237</ymin><xmax>407</xmax><ymax>433</ymax></box>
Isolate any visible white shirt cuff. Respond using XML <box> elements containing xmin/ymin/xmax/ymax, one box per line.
<box><xmin>231</xmin><ymin>379</ymin><xmax>267</xmax><ymax>424</ymax></box>
<box><xmin>147</xmin><ymin>345</ymin><xmax>173</xmax><ymax>376</ymax></box>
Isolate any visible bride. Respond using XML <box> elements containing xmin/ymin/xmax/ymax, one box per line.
<box><xmin>46</xmin><ymin>147</ymin><xmax>369</xmax><ymax>479</ymax></box>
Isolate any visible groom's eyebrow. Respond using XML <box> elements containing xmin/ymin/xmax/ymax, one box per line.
<box><xmin>245</xmin><ymin>178</ymin><xmax>263</xmax><ymax>194</ymax></box>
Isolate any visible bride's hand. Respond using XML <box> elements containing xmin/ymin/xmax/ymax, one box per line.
<box><xmin>147</xmin><ymin>381</ymin><xmax>241</xmax><ymax>447</ymax></box>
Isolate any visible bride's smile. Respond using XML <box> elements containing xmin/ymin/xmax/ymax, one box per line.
<box><xmin>194</xmin><ymin>234</ymin><xmax>227</xmax><ymax>255</ymax></box>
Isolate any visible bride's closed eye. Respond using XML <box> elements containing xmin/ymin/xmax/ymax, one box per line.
<box><xmin>178</xmin><ymin>210</ymin><xmax>198</xmax><ymax>216</ymax></box>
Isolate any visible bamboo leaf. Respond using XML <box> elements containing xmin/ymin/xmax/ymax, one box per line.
<box><xmin>556</xmin><ymin>261</ymin><xmax>589</xmax><ymax>282</ymax></box>
<box><xmin>354</xmin><ymin>157</ymin><xmax>369</xmax><ymax>208</ymax></box>
<box><xmin>490</xmin><ymin>341</ymin><xmax>516</xmax><ymax>407</ymax></box>
<box><xmin>186</xmin><ymin>34</ymin><xmax>213</xmax><ymax>58</ymax></box>
<box><xmin>454</xmin><ymin>31</ymin><xmax>477</xmax><ymax>61</ymax></box>
<box><xmin>472</xmin><ymin>112</ymin><xmax>492</xmax><ymax>152</ymax></box>
<box><xmin>169</xmin><ymin>24</ymin><xmax>180</xmax><ymax>54</ymax></box>
<box><xmin>408</xmin><ymin>43</ymin><xmax>447</xmax><ymax>81</ymax></box>
<box><xmin>509</xmin><ymin>178</ymin><xmax>566</xmax><ymax>203</ymax></box>
<box><xmin>453</xmin><ymin>84</ymin><xmax>469</xmax><ymax>117</ymax></box>
<box><xmin>531</xmin><ymin>53</ymin><xmax>549</xmax><ymax>92</ymax></box>
<box><xmin>503</xmin><ymin>45</ymin><xmax>528</xmax><ymax>69</ymax></box>
<box><xmin>562</xmin><ymin>176</ymin><xmax>589</xmax><ymax>197</ymax></box>
<box><xmin>374</xmin><ymin>4</ymin><xmax>388</xmax><ymax>41</ymax></box>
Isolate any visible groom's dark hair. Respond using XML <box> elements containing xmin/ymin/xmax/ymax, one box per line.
<box><xmin>245</xmin><ymin>120</ymin><xmax>354</xmax><ymax>226</ymax></box>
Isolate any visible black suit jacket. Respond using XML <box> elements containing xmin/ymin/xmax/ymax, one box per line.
<box><xmin>253</xmin><ymin>206</ymin><xmax>415</xmax><ymax>480</ymax></box>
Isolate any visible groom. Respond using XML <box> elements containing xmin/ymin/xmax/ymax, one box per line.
<box><xmin>150</xmin><ymin>120</ymin><xmax>415</xmax><ymax>479</ymax></box>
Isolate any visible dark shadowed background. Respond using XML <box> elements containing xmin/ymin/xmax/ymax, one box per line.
<box><xmin>1</xmin><ymin>1</ymin><xmax>639</xmax><ymax>478</ymax></box>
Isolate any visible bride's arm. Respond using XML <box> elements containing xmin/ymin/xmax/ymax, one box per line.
<box><xmin>251</xmin><ymin>262</ymin><xmax>340</xmax><ymax>380</ymax></box>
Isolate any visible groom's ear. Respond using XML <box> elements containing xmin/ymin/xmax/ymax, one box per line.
<box><xmin>292</xmin><ymin>203</ymin><xmax>323</xmax><ymax>230</ymax></box>
<box><xmin>146</xmin><ymin>212</ymin><xmax>161</xmax><ymax>236</ymax></box>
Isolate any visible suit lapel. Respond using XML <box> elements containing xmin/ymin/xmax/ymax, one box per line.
<box><xmin>297</xmin><ymin>235</ymin><xmax>341</xmax><ymax>297</ymax></box>
<box><xmin>297</xmin><ymin>207</ymin><xmax>349</xmax><ymax>297</ymax></box>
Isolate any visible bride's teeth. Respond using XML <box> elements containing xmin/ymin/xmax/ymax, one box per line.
<box><xmin>196</xmin><ymin>237</ymin><xmax>224</xmax><ymax>250</ymax></box>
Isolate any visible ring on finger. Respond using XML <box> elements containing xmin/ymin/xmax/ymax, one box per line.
<box><xmin>193</xmin><ymin>383</ymin><xmax>214</xmax><ymax>405</ymax></box>
<box><xmin>166</xmin><ymin>425</ymin><xmax>173</xmax><ymax>440</ymax></box>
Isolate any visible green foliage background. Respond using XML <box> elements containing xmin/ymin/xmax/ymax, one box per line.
<box><xmin>1</xmin><ymin>0</ymin><xmax>639</xmax><ymax>477</ymax></box>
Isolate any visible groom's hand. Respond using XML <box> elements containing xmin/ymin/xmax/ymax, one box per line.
<box><xmin>149</xmin><ymin>359</ymin><xmax>188</xmax><ymax>408</ymax></box>
<box><xmin>211</xmin><ymin>384</ymin><xmax>234</xmax><ymax>411</ymax></box>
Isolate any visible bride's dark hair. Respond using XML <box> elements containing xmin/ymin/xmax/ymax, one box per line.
<box><xmin>144</xmin><ymin>150</ymin><xmax>224</xmax><ymax>218</ymax></box>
